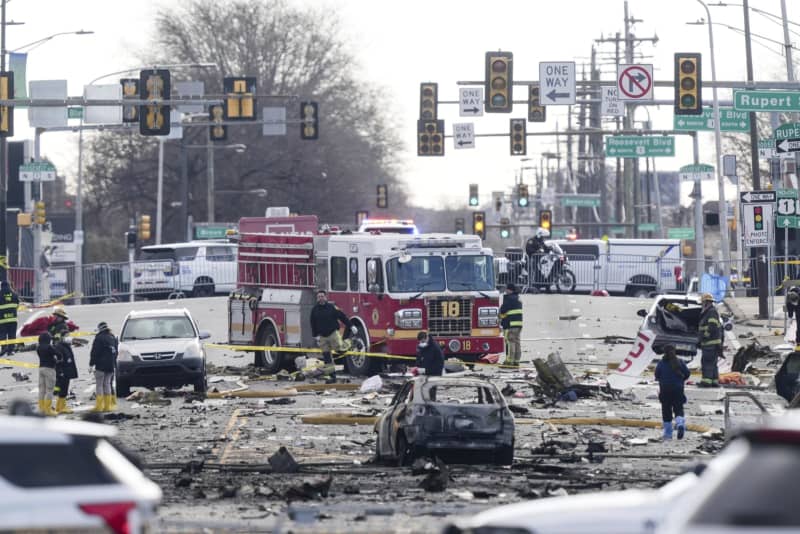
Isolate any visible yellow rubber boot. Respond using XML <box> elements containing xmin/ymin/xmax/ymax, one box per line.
<box><xmin>91</xmin><ymin>395</ymin><xmax>105</xmax><ymax>413</ymax></box>
<box><xmin>107</xmin><ymin>394</ymin><xmax>118</xmax><ymax>411</ymax></box>
<box><xmin>55</xmin><ymin>397</ymin><xmax>73</xmax><ymax>414</ymax></box>
<box><xmin>37</xmin><ymin>400</ymin><xmax>46</xmax><ymax>415</ymax></box>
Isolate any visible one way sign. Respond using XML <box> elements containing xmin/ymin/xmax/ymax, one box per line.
<box><xmin>453</xmin><ymin>123</ymin><xmax>475</xmax><ymax>149</ymax></box>
<box><xmin>776</xmin><ymin>137</ymin><xmax>800</xmax><ymax>154</ymax></box>
<box><xmin>538</xmin><ymin>62</ymin><xmax>576</xmax><ymax>105</ymax></box>
<box><xmin>459</xmin><ymin>88</ymin><xmax>483</xmax><ymax>117</ymax></box>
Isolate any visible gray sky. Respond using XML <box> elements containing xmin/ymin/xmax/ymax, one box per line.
<box><xmin>8</xmin><ymin>0</ymin><xmax>798</xmax><ymax>209</ymax></box>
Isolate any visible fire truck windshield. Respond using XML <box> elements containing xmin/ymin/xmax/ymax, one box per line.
<box><xmin>445</xmin><ymin>255</ymin><xmax>495</xmax><ymax>291</ymax></box>
<box><xmin>386</xmin><ymin>256</ymin><xmax>445</xmax><ymax>292</ymax></box>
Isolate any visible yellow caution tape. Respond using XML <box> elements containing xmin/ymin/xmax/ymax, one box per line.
<box><xmin>0</xmin><ymin>256</ymin><xmax>8</xmax><ymax>270</ymax></box>
<box><xmin>0</xmin><ymin>357</ymin><xmax>38</xmax><ymax>369</ymax></box>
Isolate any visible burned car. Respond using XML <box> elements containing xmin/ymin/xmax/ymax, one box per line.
<box><xmin>374</xmin><ymin>376</ymin><xmax>515</xmax><ymax>466</ymax></box>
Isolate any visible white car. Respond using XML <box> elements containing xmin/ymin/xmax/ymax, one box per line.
<box><xmin>116</xmin><ymin>308</ymin><xmax>210</xmax><ymax>397</ymax></box>
<box><xmin>134</xmin><ymin>240</ymin><xmax>237</xmax><ymax>298</ymax></box>
<box><xmin>443</xmin><ymin>471</ymin><xmax>699</xmax><ymax>534</ymax></box>
<box><xmin>0</xmin><ymin>414</ymin><xmax>161</xmax><ymax>533</ymax></box>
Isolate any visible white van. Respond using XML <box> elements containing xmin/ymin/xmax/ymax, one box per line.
<box><xmin>553</xmin><ymin>239</ymin><xmax>683</xmax><ymax>297</ymax></box>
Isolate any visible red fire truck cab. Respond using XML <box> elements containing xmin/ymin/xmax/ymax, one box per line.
<box><xmin>228</xmin><ymin>215</ymin><xmax>504</xmax><ymax>375</ymax></box>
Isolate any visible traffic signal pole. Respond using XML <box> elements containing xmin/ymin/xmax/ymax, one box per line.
<box><xmin>0</xmin><ymin>0</ymin><xmax>7</xmax><ymax>283</ymax></box>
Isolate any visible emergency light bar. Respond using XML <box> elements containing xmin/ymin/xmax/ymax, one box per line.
<box><xmin>361</xmin><ymin>218</ymin><xmax>414</xmax><ymax>225</ymax></box>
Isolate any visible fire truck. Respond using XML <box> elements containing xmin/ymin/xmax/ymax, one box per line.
<box><xmin>228</xmin><ymin>215</ymin><xmax>504</xmax><ymax>375</ymax></box>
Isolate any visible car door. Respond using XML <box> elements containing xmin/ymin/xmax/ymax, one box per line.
<box><xmin>379</xmin><ymin>382</ymin><xmax>412</xmax><ymax>457</ymax></box>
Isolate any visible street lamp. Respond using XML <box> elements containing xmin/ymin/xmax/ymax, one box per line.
<box><xmin>693</xmin><ymin>0</ymin><xmax>731</xmax><ymax>276</ymax></box>
<box><xmin>216</xmin><ymin>188</ymin><xmax>267</xmax><ymax>198</ymax></box>
<box><xmin>74</xmin><ymin>62</ymin><xmax>216</xmax><ymax>301</ymax></box>
<box><xmin>9</xmin><ymin>29</ymin><xmax>93</xmax><ymax>53</ymax></box>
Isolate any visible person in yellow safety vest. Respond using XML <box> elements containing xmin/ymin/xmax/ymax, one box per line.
<box><xmin>499</xmin><ymin>283</ymin><xmax>523</xmax><ymax>367</ymax></box>
<box><xmin>698</xmin><ymin>292</ymin><xmax>722</xmax><ymax>388</ymax></box>
<box><xmin>0</xmin><ymin>281</ymin><xmax>19</xmax><ymax>356</ymax></box>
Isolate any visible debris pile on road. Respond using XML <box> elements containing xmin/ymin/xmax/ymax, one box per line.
<box><xmin>731</xmin><ymin>341</ymin><xmax>782</xmax><ymax>373</ymax></box>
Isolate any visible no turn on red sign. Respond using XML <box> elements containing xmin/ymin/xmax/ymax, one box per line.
<box><xmin>617</xmin><ymin>64</ymin><xmax>653</xmax><ymax>101</ymax></box>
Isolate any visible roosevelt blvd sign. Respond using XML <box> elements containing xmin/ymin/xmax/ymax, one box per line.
<box><xmin>673</xmin><ymin>107</ymin><xmax>750</xmax><ymax>132</ymax></box>
<box><xmin>605</xmin><ymin>136</ymin><xmax>675</xmax><ymax>157</ymax></box>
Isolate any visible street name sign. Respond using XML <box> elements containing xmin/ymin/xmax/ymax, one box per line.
<box><xmin>734</xmin><ymin>90</ymin><xmax>800</xmax><ymax>112</ymax></box>
<box><xmin>539</xmin><ymin>62</ymin><xmax>576</xmax><ymax>105</ymax></box>
<box><xmin>19</xmin><ymin>161</ymin><xmax>56</xmax><ymax>182</ymax></box>
<box><xmin>601</xmin><ymin>86</ymin><xmax>623</xmax><ymax>116</ymax></box>
<box><xmin>67</xmin><ymin>107</ymin><xmax>83</xmax><ymax>119</ymax></box>
<box><xmin>459</xmin><ymin>88</ymin><xmax>483</xmax><ymax>117</ymax></box>
<box><xmin>667</xmin><ymin>227</ymin><xmax>695</xmax><ymax>240</ymax></box>
<box><xmin>758</xmin><ymin>138</ymin><xmax>774</xmax><ymax>159</ymax></box>
<box><xmin>616</xmin><ymin>64</ymin><xmax>653</xmax><ymax>101</ymax></box>
<box><xmin>453</xmin><ymin>123</ymin><xmax>475</xmax><ymax>149</ymax></box>
<box><xmin>637</xmin><ymin>222</ymin><xmax>659</xmax><ymax>232</ymax></box>
<box><xmin>774</xmin><ymin>123</ymin><xmax>800</xmax><ymax>153</ymax></box>
<box><xmin>673</xmin><ymin>107</ymin><xmax>750</xmax><ymax>132</ymax></box>
<box><xmin>606</xmin><ymin>136</ymin><xmax>675</xmax><ymax>157</ymax></box>
<box><xmin>679</xmin><ymin>163</ymin><xmax>714</xmax><ymax>182</ymax></box>
<box><xmin>561</xmin><ymin>195</ymin><xmax>600</xmax><ymax>208</ymax></box>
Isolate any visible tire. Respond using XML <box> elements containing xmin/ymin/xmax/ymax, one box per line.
<box><xmin>629</xmin><ymin>287</ymin><xmax>651</xmax><ymax>298</ymax></box>
<box><xmin>116</xmin><ymin>379</ymin><xmax>131</xmax><ymax>398</ymax></box>
<box><xmin>253</xmin><ymin>324</ymin><xmax>282</xmax><ymax>374</ymax></box>
<box><xmin>192</xmin><ymin>278</ymin><xmax>215</xmax><ymax>298</ymax></box>
<box><xmin>555</xmin><ymin>269</ymin><xmax>577</xmax><ymax>294</ymax></box>
<box><xmin>495</xmin><ymin>444</ymin><xmax>514</xmax><ymax>466</ymax></box>
<box><xmin>344</xmin><ymin>325</ymin><xmax>380</xmax><ymax>376</ymax></box>
<box><xmin>193</xmin><ymin>372</ymin><xmax>207</xmax><ymax>393</ymax></box>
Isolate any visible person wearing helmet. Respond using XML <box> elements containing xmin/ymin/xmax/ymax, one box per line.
<box><xmin>52</xmin><ymin>322</ymin><xmax>78</xmax><ymax>414</ymax></box>
<box><xmin>19</xmin><ymin>305</ymin><xmax>79</xmax><ymax>337</ymax></box>
<box><xmin>698</xmin><ymin>293</ymin><xmax>722</xmax><ymax>387</ymax></box>
<box><xmin>525</xmin><ymin>228</ymin><xmax>552</xmax><ymax>288</ymax></box>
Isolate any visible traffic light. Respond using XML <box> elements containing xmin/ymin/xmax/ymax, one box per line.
<box><xmin>674</xmin><ymin>53</ymin><xmax>702</xmax><ymax>115</ymax></box>
<box><xmin>376</xmin><ymin>184</ymin><xmax>388</xmax><ymax>208</ymax></box>
<box><xmin>485</xmin><ymin>51</ymin><xmax>513</xmax><ymax>113</ymax></box>
<box><xmin>510</xmin><ymin>118</ymin><xmax>526</xmax><ymax>156</ymax></box>
<box><xmin>223</xmin><ymin>77</ymin><xmax>256</xmax><ymax>120</ymax></box>
<box><xmin>753</xmin><ymin>206</ymin><xmax>764</xmax><ymax>230</ymax></box>
<box><xmin>356</xmin><ymin>210</ymin><xmax>369</xmax><ymax>226</ymax></box>
<box><xmin>455</xmin><ymin>217</ymin><xmax>465</xmax><ymax>235</ymax></box>
<box><xmin>120</xmin><ymin>78</ymin><xmax>139</xmax><ymax>123</ymax></box>
<box><xmin>469</xmin><ymin>184</ymin><xmax>479</xmax><ymax>207</ymax></box>
<box><xmin>419</xmin><ymin>82</ymin><xmax>437</xmax><ymax>120</ymax></box>
<box><xmin>0</xmin><ymin>71</ymin><xmax>13</xmax><ymax>137</ymax></box>
<box><xmin>528</xmin><ymin>84</ymin><xmax>546</xmax><ymax>123</ymax></box>
<box><xmin>139</xmin><ymin>69</ymin><xmax>171</xmax><ymax>136</ymax></box>
<box><xmin>517</xmin><ymin>183</ymin><xmax>529</xmax><ymax>207</ymax></box>
<box><xmin>472</xmin><ymin>211</ymin><xmax>486</xmax><ymax>239</ymax></box>
<box><xmin>209</xmin><ymin>104</ymin><xmax>227</xmax><ymax>142</ymax></box>
<box><xmin>34</xmin><ymin>201</ymin><xmax>45</xmax><ymax>225</ymax></box>
<box><xmin>500</xmin><ymin>217</ymin><xmax>510</xmax><ymax>239</ymax></box>
<box><xmin>417</xmin><ymin>119</ymin><xmax>444</xmax><ymax>156</ymax></box>
<box><xmin>126</xmin><ymin>229</ymin><xmax>137</xmax><ymax>249</ymax></box>
<box><xmin>300</xmin><ymin>101</ymin><xmax>319</xmax><ymax>140</ymax></box>
<box><xmin>138</xmin><ymin>214</ymin><xmax>151</xmax><ymax>241</ymax></box>
<box><xmin>539</xmin><ymin>209</ymin><xmax>552</xmax><ymax>231</ymax></box>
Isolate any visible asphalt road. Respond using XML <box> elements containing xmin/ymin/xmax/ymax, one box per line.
<box><xmin>0</xmin><ymin>294</ymin><xmax>788</xmax><ymax>533</ymax></box>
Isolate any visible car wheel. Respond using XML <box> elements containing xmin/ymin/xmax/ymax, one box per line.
<box><xmin>116</xmin><ymin>379</ymin><xmax>131</xmax><ymax>398</ymax></box>
<box><xmin>194</xmin><ymin>374</ymin><xmax>207</xmax><ymax>393</ymax></box>
<box><xmin>495</xmin><ymin>444</ymin><xmax>514</xmax><ymax>466</ymax></box>
<box><xmin>254</xmin><ymin>324</ymin><xmax>282</xmax><ymax>374</ymax></box>
<box><xmin>192</xmin><ymin>278</ymin><xmax>215</xmax><ymax>298</ymax></box>
<box><xmin>345</xmin><ymin>325</ymin><xmax>380</xmax><ymax>376</ymax></box>
<box><xmin>630</xmin><ymin>287</ymin><xmax>651</xmax><ymax>298</ymax></box>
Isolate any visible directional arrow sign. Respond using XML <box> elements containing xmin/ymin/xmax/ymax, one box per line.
<box><xmin>539</xmin><ymin>62</ymin><xmax>576</xmax><ymax>105</ymax></box>
<box><xmin>776</xmin><ymin>138</ymin><xmax>800</xmax><ymax>153</ymax></box>
<box><xmin>673</xmin><ymin>107</ymin><xmax>750</xmax><ymax>132</ymax></box>
<box><xmin>459</xmin><ymin>87</ymin><xmax>483</xmax><ymax>117</ymax></box>
<box><xmin>453</xmin><ymin>122</ymin><xmax>475</xmax><ymax>149</ymax></box>
<box><xmin>606</xmin><ymin>136</ymin><xmax>675</xmax><ymax>157</ymax></box>
<box><xmin>739</xmin><ymin>190</ymin><xmax>777</xmax><ymax>204</ymax></box>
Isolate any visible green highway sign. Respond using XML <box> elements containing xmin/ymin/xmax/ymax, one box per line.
<box><xmin>734</xmin><ymin>90</ymin><xmax>800</xmax><ymax>112</ymax></box>
<box><xmin>637</xmin><ymin>223</ymin><xmax>659</xmax><ymax>232</ymax></box>
<box><xmin>667</xmin><ymin>227</ymin><xmax>695</xmax><ymax>239</ymax></box>
<box><xmin>19</xmin><ymin>161</ymin><xmax>57</xmax><ymax>182</ymax></box>
<box><xmin>673</xmin><ymin>107</ymin><xmax>750</xmax><ymax>132</ymax></box>
<box><xmin>550</xmin><ymin>228</ymin><xmax>568</xmax><ymax>238</ymax></box>
<box><xmin>776</xmin><ymin>189</ymin><xmax>800</xmax><ymax>228</ymax></box>
<box><xmin>67</xmin><ymin>106</ymin><xmax>83</xmax><ymax>119</ymax></box>
<box><xmin>777</xmin><ymin>215</ymin><xmax>800</xmax><ymax>228</ymax></box>
<box><xmin>561</xmin><ymin>195</ymin><xmax>600</xmax><ymax>208</ymax></box>
<box><xmin>606</xmin><ymin>136</ymin><xmax>675</xmax><ymax>157</ymax></box>
<box><xmin>195</xmin><ymin>226</ymin><xmax>230</xmax><ymax>239</ymax></box>
<box><xmin>679</xmin><ymin>163</ymin><xmax>714</xmax><ymax>182</ymax></box>
<box><xmin>610</xmin><ymin>227</ymin><xmax>626</xmax><ymax>235</ymax></box>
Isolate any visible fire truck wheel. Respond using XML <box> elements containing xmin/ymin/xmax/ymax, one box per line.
<box><xmin>344</xmin><ymin>327</ymin><xmax>379</xmax><ymax>376</ymax></box>
<box><xmin>254</xmin><ymin>324</ymin><xmax>282</xmax><ymax>374</ymax></box>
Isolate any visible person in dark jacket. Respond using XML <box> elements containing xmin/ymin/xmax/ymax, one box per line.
<box><xmin>52</xmin><ymin>322</ymin><xmax>78</xmax><ymax>414</ymax></box>
<box><xmin>310</xmin><ymin>290</ymin><xmax>357</xmax><ymax>383</ymax></box>
<box><xmin>0</xmin><ymin>280</ymin><xmax>19</xmax><ymax>356</ymax></box>
<box><xmin>89</xmin><ymin>321</ymin><xmax>118</xmax><ymax>413</ymax></box>
<box><xmin>415</xmin><ymin>331</ymin><xmax>444</xmax><ymax>376</ymax></box>
<box><xmin>698</xmin><ymin>293</ymin><xmax>722</xmax><ymax>387</ymax></box>
<box><xmin>36</xmin><ymin>332</ymin><xmax>57</xmax><ymax>416</ymax></box>
<box><xmin>655</xmin><ymin>344</ymin><xmax>691</xmax><ymax>440</ymax></box>
<box><xmin>786</xmin><ymin>286</ymin><xmax>800</xmax><ymax>347</ymax></box>
<box><xmin>499</xmin><ymin>283</ymin><xmax>523</xmax><ymax>367</ymax></box>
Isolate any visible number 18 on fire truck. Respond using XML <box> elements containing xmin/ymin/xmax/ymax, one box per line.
<box><xmin>228</xmin><ymin>214</ymin><xmax>505</xmax><ymax>375</ymax></box>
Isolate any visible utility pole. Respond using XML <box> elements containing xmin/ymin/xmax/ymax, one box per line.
<box><xmin>0</xmin><ymin>0</ymin><xmax>7</xmax><ymax>282</ymax></box>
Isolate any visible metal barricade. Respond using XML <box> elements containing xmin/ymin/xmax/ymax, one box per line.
<box><xmin>81</xmin><ymin>262</ymin><xmax>131</xmax><ymax>303</ymax></box>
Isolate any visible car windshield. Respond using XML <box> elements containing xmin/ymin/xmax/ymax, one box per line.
<box><xmin>386</xmin><ymin>256</ymin><xmax>445</xmax><ymax>292</ymax></box>
<box><xmin>424</xmin><ymin>384</ymin><xmax>498</xmax><ymax>404</ymax></box>
<box><xmin>121</xmin><ymin>316</ymin><xmax>196</xmax><ymax>340</ymax></box>
<box><xmin>445</xmin><ymin>255</ymin><xmax>495</xmax><ymax>291</ymax></box>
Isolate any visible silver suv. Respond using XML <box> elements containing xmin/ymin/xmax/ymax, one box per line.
<box><xmin>116</xmin><ymin>308</ymin><xmax>210</xmax><ymax>396</ymax></box>
<box><xmin>133</xmin><ymin>241</ymin><xmax>237</xmax><ymax>298</ymax></box>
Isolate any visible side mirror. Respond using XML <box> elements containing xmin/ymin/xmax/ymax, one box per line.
<box><xmin>199</xmin><ymin>330</ymin><xmax>211</xmax><ymax>340</ymax></box>
<box><xmin>637</xmin><ymin>309</ymin><xmax>648</xmax><ymax>318</ymax></box>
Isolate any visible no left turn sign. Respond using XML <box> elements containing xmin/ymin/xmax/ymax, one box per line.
<box><xmin>617</xmin><ymin>64</ymin><xmax>653</xmax><ymax>101</ymax></box>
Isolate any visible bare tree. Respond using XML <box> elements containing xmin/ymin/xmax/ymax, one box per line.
<box><xmin>83</xmin><ymin>0</ymin><xmax>406</xmax><ymax>256</ymax></box>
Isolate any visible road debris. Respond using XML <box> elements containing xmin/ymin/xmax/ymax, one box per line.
<box><xmin>268</xmin><ymin>446</ymin><xmax>300</xmax><ymax>473</ymax></box>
